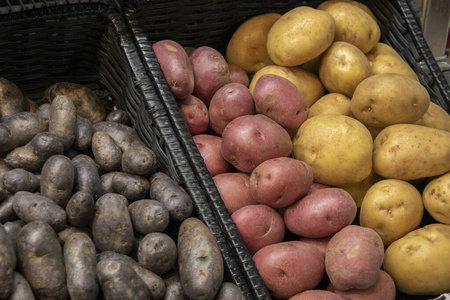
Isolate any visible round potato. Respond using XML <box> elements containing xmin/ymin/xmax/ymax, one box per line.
<box><xmin>318</xmin><ymin>0</ymin><xmax>377</xmax><ymax>21</ymax></box>
<box><xmin>289</xmin><ymin>289</ymin><xmax>346</xmax><ymax>300</ymax></box>
<box><xmin>226</xmin><ymin>13</ymin><xmax>281</xmax><ymax>74</ymax></box>
<box><xmin>423</xmin><ymin>172</ymin><xmax>450</xmax><ymax>224</ymax></box>
<box><xmin>228</xmin><ymin>63</ymin><xmax>250</xmax><ymax>87</ymax></box>
<box><xmin>177</xmin><ymin>95</ymin><xmax>209</xmax><ymax>135</ymax></box>
<box><xmin>351</xmin><ymin>73</ymin><xmax>430</xmax><ymax>128</ymax></box>
<box><xmin>137</xmin><ymin>232</ymin><xmax>177</xmax><ymax>275</ymax></box>
<box><xmin>292</xmin><ymin>114</ymin><xmax>373</xmax><ymax>186</ymax></box>
<box><xmin>308</xmin><ymin>93</ymin><xmax>353</xmax><ymax>119</ymax></box>
<box><xmin>359</xmin><ymin>179</ymin><xmax>424</xmax><ymax>246</ymax></box>
<box><xmin>193</xmin><ymin>134</ymin><xmax>231</xmax><ymax>177</ymax></box>
<box><xmin>267</xmin><ymin>6</ymin><xmax>335</xmax><ymax>66</ymax></box>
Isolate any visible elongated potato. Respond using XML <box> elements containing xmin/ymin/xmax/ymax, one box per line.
<box><xmin>93</xmin><ymin>121</ymin><xmax>145</xmax><ymax>152</ymax></box>
<box><xmin>12</xmin><ymin>191</ymin><xmax>67</xmax><ymax>232</ymax></box>
<box><xmin>72</xmin><ymin>154</ymin><xmax>102</xmax><ymax>200</ymax></box>
<box><xmin>178</xmin><ymin>217</ymin><xmax>224</xmax><ymax>300</ymax></box>
<box><xmin>128</xmin><ymin>199</ymin><xmax>170</xmax><ymax>234</ymax></box>
<box><xmin>112</xmin><ymin>172</ymin><xmax>150</xmax><ymax>202</ymax></box>
<box><xmin>121</xmin><ymin>145</ymin><xmax>157</xmax><ymax>177</ymax></box>
<box><xmin>73</xmin><ymin>116</ymin><xmax>94</xmax><ymax>151</ymax></box>
<box><xmin>92</xmin><ymin>193</ymin><xmax>134</xmax><ymax>254</ymax></box>
<box><xmin>17</xmin><ymin>221</ymin><xmax>68</xmax><ymax>299</ymax></box>
<box><xmin>0</xmin><ymin>223</ymin><xmax>16</xmax><ymax>298</ymax></box>
<box><xmin>9</xmin><ymin>272</ymin><xmax>36</xmax><ymax>300</ymax></box>
<box><xmin>65</xmin><ymin>191</ymin><xmax>95</xmax><ymax>228</ymax></box>
<box><xmin>3</xmin><ymin>168</ymin><xmax>40</xmax><ymax>194</ymax></box>
<box><xmin>0</xmin><ymin>194</ymin><xmax>16</xmax><ymax>224</ymax></box>
<box><xmin>64</xmin><ymin>232</ymin><xmax>98</xmax><ymax>300</ymax></box>
<box><xmin>40</xmin><ymin>154</ymin><xmax>75</xmax><ymax>207</ymax></box>
<box><xmin>91</xmin><ymin>131</ymin><xmax>122</xmax><ymax>172</ymax></box>
<box><xmin>3</xmin><ymin>220</ymin><xmax>26</xmax><ymax>251</ymax></box>
<box><xmin>49</xmin><ymin>95</ymin><xmax>77</xmax><ymax>150</ymax></box>
<box><xmin>0</xmin><ymin>78</ymin><xmax>28</xmax><ymax>122</ymax></box>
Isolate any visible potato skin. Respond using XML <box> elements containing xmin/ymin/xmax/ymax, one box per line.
<box><xmin>0</xmin><ymin>194</ymin><xmax>17</xmax><ymax>224</ymax></box>
<box><xmin>289</xmin><ymin>289</ymin><xmax>346</xmax><ymax>300</ymax></box>
<box><xmin>3</xmin><ymin>168</ymin><xmax>40</xmax><ymax>194</ymax></box>
<box><xmin>423</xmin><ymin>172</ymin><xmax>450</xmax><ymax>224</ymax></box>
<box><xmin>177</xmin><ymin>95</ymin><xmax>209</xmax><ymax>135</ymax></box>
<box><xmin>48</xmin><ymin>95</ymin><xmax>77</xmax><ymax>150</ymax></box>
<box><xmin>121</xmin><ymin>145</ymin><xmax>157</xmax><ymax>177</ymax></box>
<box><xmin>137</xmin><ymin>232</ymin><xmax>177</xmax><ymax>275</ymax></box>
<box><xmin>16</xmin><ymin>221</ymin><xmax>68</xmax><ymax>299</ymax></box>
<box><xmin>106</xmin><ymin>109</ymin><xmax>130</xmax><ymax>125</ymax></box>
<box><xmin>91</xmin><ymin>131</ymin><xmax>122</xmax><ymax>172</ymax></box>
<box><xmin>214</xmin><ymin>282</ymin><xmax>245</xmax><ymax>300</ymax></box>
<box><xmin>0</xmin><ymin>223</ymin><xmax>16</xmax><ymax>299</ymax></box>
<box><xmin>92</xmin><ymin>193</ymin><xmax>134</xmax><ymax>254</ymax></box>
<box><xmin>193</xmin><ymin>134</ymin><xmax>231</xmax><ymax>177</ymax></box>
<box><xmin>228</xmin><ymin>63</ymin><xmax>250</xmax><ymax>87</ymax></box>
<box><xmin>65</xmin><ymin>191</ymin><xmax>95</xmax><ymax>228</ymax></box>
<box><xmin>112</xmin><ymin>172</ymin><xmax>150</xmax><ymax>202</ymax></box>
<box><xmin>93</xmin><ymin>121</ymin><xmax>145</xmax><ymax>152</ymax></box>
<box><xmin>73</xmin><ymin>116</ymin><xmax>93</xmax><ymax>151</ymax></box>
<box><xmin>40</xmin><ymin>154</ymin><xmax>75</xmax><ymax>207</ymax></box>
<box><xmin>0</xmin><ymin>78</ymin><xmax>28</xmax><ymax>122</ymax></box>
<box><xmin>9</xmin><ymin>272</ymin><xmax>36</xmax><ymax>300</ymax></box>
<box><xmin>72</xmin><ymin>154</ymin><xmax>102</xmax><ymax>200</ymax></box>
<box><xmin>163</xmin><ymin>274</ymin><xmax>188</xmax><ymax>300</ymax></box>
<box><xmin>12</xmin><ymin>191</ymin><xmax>67</xmax><ymax>232</ymax></box>
<box><xmin>128</xmin><ymin>199</ymin><xmax>170</xmax><ymax>234</ymax></box>
<box><xmin>64</xmin><ymin>232</ymin><xmax>99</xmax><ymax>300</ymax></box>
<box><xmin>178</xmin><ymin>217</ymin><xmax>224</xmax><ymax>300</ymax></box>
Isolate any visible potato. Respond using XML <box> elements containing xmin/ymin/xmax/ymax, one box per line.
<box><xmin>319</xmin><ymin>41</ymin><xmax>373</xmax><ymax>98</ymax></box>
<box><xmin>372</xmin><ymin>124</ymin><xmax>450</xmax><ymax>180</ymax></box>
<box><xmin>0</xmin><ymin>111</ymin><xmax>47</xmax><ymax>153</ymax></box>
<box><xmin>298</xmin><ymin>236</ymin><xmax>331</xmax><ymax>258</ymax></box>
<box><xmin>308</xmin><ymin>93</ymin><xmax>353</xmax><ymax>119</ymax></box>
<box><xmin>415</xmin><ymin>101</ymin><xmax>450</xmax><ymax>131</ymax></box>
<box><xmin>208</xmin><ymin>82</ymin><xmax>255</xmax><ymax>136</ymax></box>
<box><xmin>48</xmin><ymin>95</ymin><xmax>77</xmax><ymax>150</ymax></box>
<box><xmin>163</xmin><ymin>273</ymin><xmax>188</xmax><ymax>300</ymax></box>
<box><xmin>0</xmin><ymin>194</ymin><xmax>16</xmax><ymax>224</ymax></box>
<box><xmin>97</xmin><ymin>251</ymin><xmax>166</xmax><ymax>300</ymax></box>
<box><xmin>40</xmin><ymin>154</ymin><xmax>75</xmax><ymax>207</ymax></box>
<box><xmin>423</xmin><ymin>172</ymin><xmax>450</xmax><ymax>224</ymax></box>
<box><xmin>177</xmin><ymin>95</ymin><xmax>209</xmax><ymax>135</ymax></box>
<box><xmin>0</xmin><ymin>78</ymin><xmax>28</xmax><ymax>122</ymax></box>
<box><xmin>106</xmin><ymin>109</ymin><xmax>130</xmax><ymax>126</ymax></box>
<box><xmin>3</xmin><ymin>168</ymin><xmax>40</xmax><ymax>194</ymax></box>
<box><xmin>193</xmin><ymin>134</ymin><xmax>231</xmax><ymax>177</ymax></box>
<box><xmin>359</xmin><ymin>179</ymin><xmax>424</xmax><ymax>246</ymax></box>
<box><xmin>319</xmin><ymin>2</ymin><xmax>380</xmax><ymax>53</ymax></box>
<box><xmin>266</xmin><ymin>6</ymin><xmax>335</xmax><ymax>66</ymax></box>
<box><xmin>5</xmin><ymin>132</ymin><xmax>64</xmax><ymax>172</ymax></box>
<box><xmin>91</xmin><ymin>131</ymin><xmax>122</xmax><ymax>172</ymax></box>
<box><xmin>249</xmin><ymin>157</ymin><xmax>313</xmax><ymax>208</ymax></box>
<box><xmin>72</xmin><ymin>154</ymin><xmax>103</xmax><ymax>200</ymax></box>
<box><xmin>12</xmin><ymin>191</ymin><xmax>67</xmax><ymax>232</ymax></box>
<box><xmin>9</xmin><ymin>272</ymin><xmax>35</xmax><ymax>300</ymax></box>
<box><xmin>292</xmin><ymin>114</ymin><xmax>373</xmax><ymax>185</ymax></box>
<box><xmin>327</xmin><ymin>269</ymin><xmax>396</xmax><ymax>300</ymax></box>
<box><xmin>212</xmin><ymin>172</ymin><xmax>258</xmax><ymax>214</ymax></box>
<box><xmin>100</xmin><ymin>171</ymin><xmax>116</xmax><ymax>195</ymax></box>
<box><xmin>16</xmin><ymin>221</ymin><xmax>68</xmax><ymax>299</ymax></box>
<box><xmin>36</xmin><ymin>102</ymin><xmax>51</xmax><ymax>124</ymax></box>
<box><xmin>352</xmin><ymin>73</ymin><xmax>430</xmax><ymax>128</ymax></box>
<box><xmin>64</xmin><ymin>232</ymin><xmax>99</xmax><ymax>300</ymax></box>
<box><xmin>2</xmin><ymin>220</ymin><xmax>25</xmax><ymax>251</ymax></box>
<box><xmin>153</xmin><ymin>39</ymin><xmax>195</xmax><ymax>99</ymax></box>
<box><xmin>96</xmin><ymin>257</ymin><xmax>150</xmax><ymax>300</ymax></box>
<box><xmin>128</xmin><ymin>199</ymin><xmax>169</xmax><ymax>234</ymax></box>
<box><xmin>226</xmin><ymin>13</ymin><xmax>281</xmax><ymax>74</ymax></box>
<box><xmin>121</xmin><ymin>144</ymin><xmax>157</xmax><ymax>176</ymax></box>
<box><xmin>93</xmin><ymin>120</ymin><xmax>146</xmax><ymax>152</ymax></box>
<box><xmin>325</xmin><ymin>225</ymin><xmax>384</xmax><ymax>290</ymax></box>
<box><xmin>232</xmin><ymin>204</ymin><xmax>285</xmax><ymax>254</ymax></box>
<box><xmin>214</xmin><ymin>282</ymin><xmax>245</xmax><ymax>300</ymax></box>
<box><xmin>137</xmin><ymin>232</ymin><xmax>177</xmax><ymax>275</ymax></box>
<box><xmin>252</xmin><ymin>74</ymin><xmax>309</xmax><ymax>131</ymax></box>
<box><xmin>366</xmin><ymin>42</ymin><xmax>419</xmax><ymax>80</ymax></box>
<box><xmin>249</xmin><ymin>65</ymin><xmax>325</xmax><ymax>107</ymax></box>
<box><xmin>177</xmin><ymin>217</ymin><xmax>224</xmax><ymax>300</ymax></box>
<box><xmin>190</xmin><ymin>46</ymin><xmax>231</xmax><ymax>106</ymax></box>
<box><xmin>253</xmin><ymin>241</ymin><xmax>325</xmax><ymax>299</ymax></box>
<box><xmin>149</xmin><ymin>172</ymin><xmax>193</xmax><ymax>222</ymax></box>
<box><xmin>44</xmin><ymin>82</ymin><xmax>106</xmax><ymax>124</ymax></box>
<box><xmin>318</xmin><ymin>0</ymin><xmax>377</xmax><ymax>21</ymax></box>
<box><xmin>289</xmin><ymin>289</ymin><xmax>346</xmax><ymax>300</ymax></box>
<box><xmin>285</xmin><ymin>188</ymin><xmax>357</xmax><ymax>238</ymax></box>
<box><xmin>92</xmin><ymin>193</ymin><xmax>134</xmax><ymax>254</ymax></box>
<box><xmin>65</xmin><ymin>191</ymin><xmax>95</xmax><ymax>227</ymax></box>
<box><xmin>337</xmin><ymin>169</ymin><xmax>384</xmax><ymax>207</ymax></box>
<box><xmin>221</xmin><ymin>114</ymin><xmax>292</xmax><ymax>173</ymax></box>
<box><xmin>0</xmin><ymin>223</ymin><xmax>16</xmax><ymax>299</ymax></box>
<box><xmin>228</xmin><ymin>63</ymin><xmax>249</xmax><ymax>87</ymax></box>
<box><xmin>383</xmin><ymin>223</ymin><xmax>450</xmax><ymax>295</ymax></box>
<box><xmin>57</xmin><ymin>226</ymin><xmax>92</xmax><ymax>244</ymax></box>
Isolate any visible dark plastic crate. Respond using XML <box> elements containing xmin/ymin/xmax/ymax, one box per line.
<box><xmin>0</xmin><ymin>1</ymin><xmax>261</xmax><ymax>299</ymax></box>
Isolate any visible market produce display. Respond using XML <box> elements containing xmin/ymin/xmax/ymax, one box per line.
<box><xmin>151</xmin><ymin>0</ymin><xmax>450</xmax><ymax>299</ymax></box>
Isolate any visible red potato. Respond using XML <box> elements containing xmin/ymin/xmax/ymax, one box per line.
<box><xmin>284</xmin><ymin>188</ymin><xmax>357</xmax><ymax>238</ymax></box>
<box><xmin>232</xmin><ymin>204</ymin><xmax>285</xmax><ymax>255</ymax></box>
<box><xmin>177</xmin><ymin>95</ymin><xmax>209</xmax><ymax>135</ymax></box>
<box><xmin>228</xmin><ymin>64</ymin><xmax>250</xmax><ymax>87</ymax></box>
<box><xmin>298</xmin><ymin>236</ymin><xmax>332</xmax><ymax>258</ymax></box>
<box><xmin>289</xmin><ymin>290</ymin><xmax>346</xmax><ymax>300</ymax></box>
<box><xmin>327</xmin><ymin>269</ymin><xmax>396</xmax><ymax>300</ymax></box>
<box><xmin>249</xmin><ymin>157</ymin><xmax>313</xmax><ymax>208</ymax></box>
<box><xmin>153</xmin><ymin>40</ymin><xmax>194</xmax><ymax>100</ymax></box>
<box><xmin>208</xmin><ymin>82</ymin><xmax>255</xmax><ymax>136</ymax></box>
<box><xmin>221</xmin><ymin>114</ymin><xmax>292</xmax><ymax>173</ymax></box>
<box><xmin>190</xmin><ymin>46</ymin><xmax>232</xmax><ymax>106</ymax></box>
<box><xmin>325</xmin><ymin>225</ymin><xmax>385</xmax><ymax>291</ymax></box>
<box><xmin>252</xmin><ymin>74</ymin><xmax>309</xmax><ymax>131</ymax></box>
<box><xmin>308</xmin><ymin>182</ymin><xmax>331</xmax><ymax>194</ymax></box>
<box><xmin>212</xmin><ymin>172</ymin><xmax>258</xmax><ymax>214</ymax></box>
<box><xmin>192</xmin><ymin>134</ymin><xmax>231</xmax><ymax>177</ymax></box>
<box><xmin>253</xmin><ymin>241</ymin><xmax>325</xmax><ymax>299</ymax></box>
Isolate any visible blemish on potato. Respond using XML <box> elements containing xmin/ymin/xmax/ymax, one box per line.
<box><xmin>164</xmin><ymin>44</ymin><xmax>178</xmax><ymax>52</ymax></box>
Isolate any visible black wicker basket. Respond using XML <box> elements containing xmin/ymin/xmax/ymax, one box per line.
<box><xmin>0</xmin><ymin>1</ymin><xmax>264</xmax><ymax>299</ymax></box>
<box><xmin>121</xmin><ymin>1</ymin><xmax>450</xmax><ymax>300</ymax></box>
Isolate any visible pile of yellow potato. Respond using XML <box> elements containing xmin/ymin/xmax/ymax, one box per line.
<box><xmin>226</xmin><ymin>0</ymin><xmax>450</xmax><ymax>297</ymax></box>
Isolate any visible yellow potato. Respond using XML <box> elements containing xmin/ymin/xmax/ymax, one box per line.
<box><xmin>266</xmin><ymin>6</ymin><xmax>335</xmax><ymax>66</ymax></box>
<box><xmin>415</xmin><ymin>101</ymin><xmax>450</xmax><ymax>132</ymax></box>
<box><xmin>319</xmin><ymin>2</ymin><xmax>380</xmax><ymax>53</ymax></box>
<box><xmin>249</xmin><ymin>65</ymin><xmax>325</xmax><ymax>106</ymax></box>
<box><xmin>317</xmin><ymin>0</ymin><xmax>377</xmax><ymax>21</ymax></box>
<box><xmin>292</xmin><ymin>114</ymin><xmax>373</xmax><ymax>186</ymax></box>
<box><xmin>307</xmin><ymin>93</ymin><xmax>353</xmax><ymax>119</ymax></box>
<box><xmin>423</xmin><ymin>172</ymin><xmax>450</xmax><ymax>224</ymax></box>
<box><xmin>373</xmin><ymin>124</ymin><xmax>450</xmax><ymax>181</ymax></box>
<box><xmin>319</xmin><ymin>41</ymin><xmax>373</xmax><ymax>98</ymax></box>
<box><xmin>338</xmin><ymin>169</ymin><xmax>384</xmax><ymax>207</ymax></box>
<box><xmin>359</xmin><ymin>179</ymin><xmax>424</xmax><ymax>246</ymax></box>
<box><xmin>351</xmin><ymin>73</ymin><xmax>430</xmax><ymax>128</ymax></box>
<box><xmin>384</xmin><ymin>223</ymin><xmax>450</xmax><ymax>295</ymax></box>
<box><xmin>226</xmin><ymin>13</ymin><xmax>281</xmax><ymax>75</ymax></box>
<box><xmin>366</xmin><ymin>42</ymin><xmax>419</xmax><ymax>81</ymax></box>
